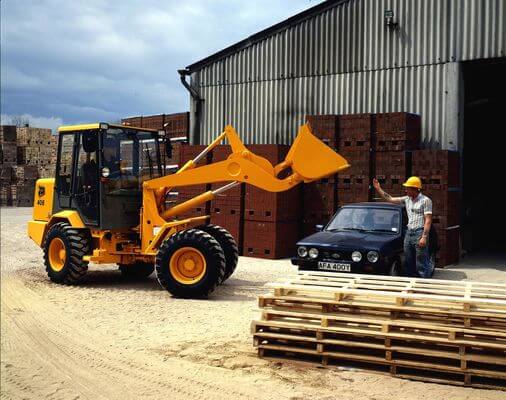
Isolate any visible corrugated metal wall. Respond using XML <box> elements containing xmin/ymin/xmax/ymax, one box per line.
<box><xmin>198</xmin><ymin>63</ymin><xmax>457</xmax><ymax>148</ymax></box>
<box><xmin>190</xmin><ymin>0</ymin><xmax>504</xmax><ymax>146</ymax></box>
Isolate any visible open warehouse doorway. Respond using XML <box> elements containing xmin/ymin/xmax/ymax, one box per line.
<box><xmin>462</xmin><ymin>57</ymin><xmax>506</xmax><ymax>254</ymax></box>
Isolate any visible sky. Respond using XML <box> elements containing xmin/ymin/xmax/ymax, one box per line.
<box><xmin>1</xmin><ymin>0</ymin><xmax>318</xmax><ymax>132</ymax></box>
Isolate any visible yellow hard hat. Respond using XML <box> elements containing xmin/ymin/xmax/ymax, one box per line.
<box><xmin>402</xmin><ymin>176</ymin><xmax>422</xmax><ymax>189</ymax></box>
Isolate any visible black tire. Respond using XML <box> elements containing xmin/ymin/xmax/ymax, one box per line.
<box><xmin>155</xmin><ymin>229</ymin><xmax>226</xmax><ymax>298</ymax></box>
<box><xmin>118</xmin><ymin>263</ymin><xmax>154</xmax><ymax>280</ymax></box>
<box><xmin>388</xmin><ymin>258</ymin><xmax>401</xmax><ymax>276</ymax></box>
<box><xmin>197</xmin><ymin>224</ymin><xmax>238</xmax><ymax>282</ymax></box>
<box><xmin>43</xmin><ymin>222</ymin><xmax>90</xmax><ymax>284</ymax></box>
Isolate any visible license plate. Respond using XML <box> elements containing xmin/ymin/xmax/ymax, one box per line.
<box><xmin>317</xmin><ymin>261</ymin><xmax>351</xmax><ymax>272</ymax></box>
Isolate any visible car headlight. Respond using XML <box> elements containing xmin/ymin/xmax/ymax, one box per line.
<box><xmin>367</xmin><ymin>251</ymin><xmax>379</xmax><ymax>263</ymax></box>
<box><xmin>308</xmin><ymin>248</ymin><xmax>319</xmax><ymax>259</ymax></box>
<box><xmin>297</xmin><ymin>246</ymin><xmax>308</xmax><ymax>258</ymax></box>
<box><xmin>351</xmin><ymin>251</ymin><xmax>362</xmax><ymax>262</ymax></box>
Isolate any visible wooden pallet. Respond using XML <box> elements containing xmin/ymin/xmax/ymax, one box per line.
<box><xmin>253</xmin><ymin>273</ymin><xmax>506</xmax><ymax>390</ymax></box>
<box><xmin>267</xmin><ymin>272</ymin><xmax>506</xmax><ymax>319</ymax></box>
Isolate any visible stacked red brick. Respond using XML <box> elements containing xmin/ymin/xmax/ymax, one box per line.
<box><xmin>243</xmin><ymin>145</ymin><xmax>301</xmax><ymax>259</ymax></box>
<box><xmin>121</xmin><ymin>112</ymin><xmax>190</xmax><ymax>168</ymax></box>
<box><xmin>336</xmin><ymin>114</ymin><xmax>373</xmax><ymax>206</ymax></box>
<box><xmin>374</xmin><ymin>113</ymin><xmax>421</xmax><ymax>196</ymax></box>
<box><xmin>209</xmin><ymin>146</ymin><xmax>244</xmax><ymax>249</ymax></box>
<box><xmin>174</xmin><ymin>145</ymin><xmax>211</xmax><ymax>219</ymax></box>
<box><xmin>170</xmin><ymin>143</ymin><xmax>302</xmax><ymax>259</ymax></box>
<box><xmin>413</xmin><ymin>150</ymin><xmax>461</xmax><ymax>266</ymax></box>
<box><xmin>302</xmin><ymin>116</ymin><xmax>339</xmax><ymax>237</ymax></box>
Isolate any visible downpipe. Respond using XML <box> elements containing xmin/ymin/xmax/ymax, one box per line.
<box><xmin>178</xmin><ymin>68</ymin><xmax>202</xmax><ymax>145</ymax></box>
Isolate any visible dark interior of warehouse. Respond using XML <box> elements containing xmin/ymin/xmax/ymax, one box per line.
<box><xmin>463</xmin><ymin>57</ymin><xmax>506</xmax><ymax>253</ymax></box>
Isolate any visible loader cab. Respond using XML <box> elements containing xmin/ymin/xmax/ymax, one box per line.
<box><xmin>54</xmin><ymin>123</ymin><xmax>164</xmax><ymax>229</ymax></box>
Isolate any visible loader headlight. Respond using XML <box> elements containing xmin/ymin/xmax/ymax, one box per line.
<box><xmin>297</xmin><ymin>246</ymin><xmax>308</xmax><ymax>258</ymax></box>
<box><xmin>308</xmin><ymin>248</ymin><xmax>319</xmax><ymax>259</ymax></box>
<box><xmin>351</xmin><ymin>251</ymin><xmax>362</xmax><ymax>262</ymax></box>
<box><xmin>367</xmin><ymin>251</ymin><xmax>379</xmax><ymax>263</ymax></box>
<box><xmin>101</xmin><ymin>167</ymin><xmax>110</xmax><ymax>177</ymax></box>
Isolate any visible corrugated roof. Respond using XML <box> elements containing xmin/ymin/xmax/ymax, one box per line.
<box><xmin>186</xmin><ymin>0</ymin><xmax>349</xmax><ymax>72</ymax></box>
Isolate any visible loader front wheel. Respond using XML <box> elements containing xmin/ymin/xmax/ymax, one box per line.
<box><xmin>155</xmin><ymin>229</ymin><xmax>226</xmax><ymax>298</ymax></box>
<box><xmin>43</xmin><ymin>222</ymin><xmax>89</xmax><ymax>284</ymax></box>
<box><xmin>197</xmin><ymin>224</ymin><xmax>238</xmax><ymax>282</ymax></box>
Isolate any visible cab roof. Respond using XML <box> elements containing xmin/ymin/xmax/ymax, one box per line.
<box><xmin>57</xmin><ymin>123</ymin><xmax>160</xmax><ymax>133</ymax></box>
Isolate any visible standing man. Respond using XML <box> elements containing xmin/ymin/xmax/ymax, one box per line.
<box><xmin>373</xmin><ymin>176</ymin><xmax>433</xmax><ymax>278</ymax></box>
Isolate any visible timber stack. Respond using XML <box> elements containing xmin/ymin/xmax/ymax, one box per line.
<box><xmin>252</xmin><ymin>272</ymin><xmax>506</xmax><ymax>390</ymax></box>
<box><xmin>1</xmin><ymin>125</ymin><xmax>57</xmax><ymax>206</ymax></box>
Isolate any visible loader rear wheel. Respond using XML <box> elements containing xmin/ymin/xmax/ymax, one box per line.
<box><xmin>43</xmin><ymin>222</ymin><xmax>89</xmax><ymax>284</ymax></box>
<box><xmin>155</xmin><ymin>229</ymin><xmax>225</xmax><ymax>298</ymax></box>
<box><xmin>118</xmin><ymin>263</ymin><xmax>154</xmax><ymax>280</ymax></box>
<box><xmin>197</xmin><ymin>224</ymin><xmax>238</xmax><ymax>282</ymax></box>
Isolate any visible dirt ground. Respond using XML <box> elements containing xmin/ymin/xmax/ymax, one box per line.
<box><xmin>1</xmin><ymin>207</ymin><xmax>505</xmax><ymax>400</ymax></box>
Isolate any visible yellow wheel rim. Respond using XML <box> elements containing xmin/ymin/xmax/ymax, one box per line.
<box><xmin>169</xmin><ymin>247</ymin><xmax>207</xmax><ymax>284</ymax></box>
<box><xmin>49</xmin><ymin>238</ymin><xmax>66</xmax><ymax>272</ymax></box>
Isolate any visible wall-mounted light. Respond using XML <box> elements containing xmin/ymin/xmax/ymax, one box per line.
<box><xmin>384</xmin><ymin>10</ymin><xmax>399</xmax><ymax>30</ymax></box>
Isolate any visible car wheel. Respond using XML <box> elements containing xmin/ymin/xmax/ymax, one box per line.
<box><xmin>388</xmin><ymin>259</ymin><xmax>401</xmax><ymax>276</ymax></box>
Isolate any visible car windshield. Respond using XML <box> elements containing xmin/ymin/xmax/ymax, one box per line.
<box><xmin>326</xmin><ymin>207</ymin><xmax>400</xmax><ymax>233</ymax></box>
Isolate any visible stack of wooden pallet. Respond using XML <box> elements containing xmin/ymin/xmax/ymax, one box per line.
<box><xmin>252</xmin><ymin>272</ymin><xmax>506</xmax><ymax>390</ymax></box>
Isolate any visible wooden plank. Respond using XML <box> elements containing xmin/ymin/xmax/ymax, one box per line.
<box><xmin>261</xmin><ymin>295</ymin><xmax>506</xmax><ymax>328</ymax></box>
<box><xmin>296</xmin><ymin>271</ymin><xmax>506</xmax><ymax>290</ymax></box>
<box><xmin>258</xmin><ymin>307</ymin><xmax>506</xmax><ymax>341</ymax></box>
<box><xmin>253</xmin><ymin>273</ymin><xmax>506</xmax><ymax>390</ymax></box>
<box><xmin>253</xmin><ymin>319</ymin><xmax>506</xmax><ymax>350</ymax></box>
<box><xmin>254</xmin><ymin>329</ymin><xmax>506</xmax><ymax>365</ymax></box>
<box><xmin>259</xmin><ymin>294</ymin><xmax>506</xmax><ymax>323</ymax></box>
<box><xmin>266</xmin><ymin>282</ymin><xmax>506</xmax><ymax>311</ymax></box>
<box><xmin>257</xmin><ymin>345</ymin><xmax>506</xmax><ymax>388</ymax></box>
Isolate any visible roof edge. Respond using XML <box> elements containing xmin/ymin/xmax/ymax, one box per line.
<box><xmin>186</xmin><ymin>0</ymin><xmax>349</xmax><ymax>72</ymax></box>
<box><xmin>58</xmin><ymin>123</ymin><xmax>159</xmax><ymax>133</ymax></box>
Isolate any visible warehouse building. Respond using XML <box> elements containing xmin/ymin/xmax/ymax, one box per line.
<box><xmin>180</xmin><ymin>0</ymin><xmax>505</xmax><ymax>254</ymax></box>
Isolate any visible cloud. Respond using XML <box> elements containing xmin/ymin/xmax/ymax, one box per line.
<box><xmin>1</xmin><ymin>0</ymin><xmax>317</xmax><ymax>126</ymax></box>
<box><xmin>1</xmin><ymin>113</ymin><xmax>63</xmax><ymax>133</ymax></box>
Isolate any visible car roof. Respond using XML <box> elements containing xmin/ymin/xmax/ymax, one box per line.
<box><xmin>341</xmin><ymin>202</ymin><xmax>403</xmax><ymax>210</ymax></box>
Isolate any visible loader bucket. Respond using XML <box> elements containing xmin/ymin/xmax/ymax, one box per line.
<box><xmin>283</xmin><ymin>124</ymin><xmax>350</xmax><ymax>182</ymax></box>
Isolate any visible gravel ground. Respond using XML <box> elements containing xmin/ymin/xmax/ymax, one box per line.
<box><xmin>1</xmin><ymin>207</ymin><xmax>505</xmax><ymax>400</ymax></box>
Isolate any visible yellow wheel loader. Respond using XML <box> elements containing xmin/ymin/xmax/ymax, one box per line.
<box><xmin>28</xmin><ymin>122</ymin><xmax>349</xmax><ymax>298</ymax></box>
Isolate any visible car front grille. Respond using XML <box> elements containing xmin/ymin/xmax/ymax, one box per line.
<box><xmin>320</xmin><ymin>249</ymin><xmax>352</xmax><ymax>262</ymax></box>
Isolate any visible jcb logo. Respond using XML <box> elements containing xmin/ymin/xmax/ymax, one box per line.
<box><xmin>37</xmin><ymin>199</ymin><xmax>45</xmax><ymax>206</ymax></box>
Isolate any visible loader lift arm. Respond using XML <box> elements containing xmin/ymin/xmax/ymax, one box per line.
<box><xmin>140</xmin><ymin>124</ymin><xmax>350</xmax><ymax>253</ymax></box>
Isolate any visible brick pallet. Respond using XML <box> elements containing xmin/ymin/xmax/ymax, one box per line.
<box><xmin>243</xmin><ymin>220</ymin><xmax>299</xmax><ymax>259</ymax></box>
<box><xmin>16</xmin><ymin>127</ymin><xmax>53</xmax><ymax>146</ymax></box>
<box><xmin>1</xmin><ymin>142</ymin><xmax>17</xmax><ymax>165</ymax></box>
<box><xmin>253</xmin><ymin>272</ymin><xmax>506</xmax><ymax>390</ymax></box>
<box><xmin>0</xmin><ymin>126</ymin><xmax>17</xmax><ymax>143</ymax></box>
<box><xmin>412</xmin><ymin>149</ymin><xmax>461</xmax><ymax>265</ymax></box>
<box><xmin>209</xmin><ymin>145</ymin><xmax>244</xmax><ymax>252</ymax></box>
<box><xmin>243</xmin><ymin>144</ymin><xmax>301</xmax><ymax>258</ymax></box>
<box><xmin>412</xmin><ymin>150</ymin><xmax>460</xmax><ymax>187</ymax></box>
<box><xmin>210</xmin><ymin>145</ymin><xmax>242</xmax><ymax>210</ymax></box>
<box><xmin>375</xmin><ymin>113</ymin><xmax>421</xmax><ymax>152</ymax></box>
<box><xmin>121</xmin><ymin>112</ymin><xmax>190</xmax><ymax>140</ymax></box>
<box><xmin>306</xmin><ymin>115</ymin><xmax>337</xmax><ymax>147</ymax></box>
<box><xmin>174</xmin><ymin>145</ymin><xmax>211</xmax><ymax>218</ymax></box>
<box><xmin>375</xmin><ymin>151</ymin><xmax>412</xmax><ymax>196</ymax></box>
